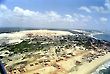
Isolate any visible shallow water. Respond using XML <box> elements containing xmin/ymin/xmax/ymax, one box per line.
<box><xmin>92</xmin><ymin>60</ymin><xmax>110</xmax><ymax>74</ymax></box>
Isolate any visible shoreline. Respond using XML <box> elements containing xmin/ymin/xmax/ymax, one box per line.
<box><xmin>1</xmin><ymin>29</ymin><xmax>110</xmax><ymax>74</ymax></box>
<box><xmin>69</xmin><ymin>53</ymin><xmax>110</xmax><ymax>74</ymax></box>
<box><xmin>92</xmin><ymin>59</ymin><xmax>110</xmax><ymax>74</ymax></box>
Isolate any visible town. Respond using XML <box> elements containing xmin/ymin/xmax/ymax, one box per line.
<box><xmin>0</xmin><ymin>30</ymin><xmax>110</xmax><ymax>74</ymax></box>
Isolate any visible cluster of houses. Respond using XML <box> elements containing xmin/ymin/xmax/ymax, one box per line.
<box><xmin>6</xmin><ymin>44</ymin><xmax>84</xmax><ymax>74</ymax></box>
<box><xmin>1</xmin><ymin>32</ymin><xmax>109</xmax><ymax>74</ymax></box>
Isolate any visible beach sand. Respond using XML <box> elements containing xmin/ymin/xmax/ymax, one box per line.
<box><xmin>2</xmin><ymin>30</ymin><xmax>110</xmax><ymax>74</ymax></box>
<box><xmin>69</xmin><ymin>53</ymin><xmax>110</xmax><ymax>74</ymax></box>
<box><xmin>20</xmin><ymin>52</ymin><xmax>110</xmax><ymax>74</ymax></box>
<box><xmin>0</xmin><ymin>30</ymin><xmax>74</xmax><ymax>44</ymax></box>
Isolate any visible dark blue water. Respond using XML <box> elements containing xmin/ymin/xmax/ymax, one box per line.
<box><xmin>99</xmin><ymin>66</ymin><xmax>110</xmax><ymax>74</ymax></box>
<box><xmin>94</xmin><ymin>34</ymin><xmax>110</xmax><ymax>42</ymax></box>
<box><xmin>0</xmin><ymin>28</ymin><xmax>110</xmax><ymax>74</ymax></box>
<box><xmin>93</xmin><ymin>34</ymin><xmax>110</xmax><ymax>74</ymax></box>
<box><xmin>92</xmin><ymin>60</ymin><xmax>110</xmax><ymax>74</ymax></box>
<box><xmin>0</xmin><ymin>27</ymin><xmax>41</xmax><ymax>34</ymax></box>
<box><xmin>0</xmin><ymin>27</ymin><xmax>24</xmax><ymax>33</ymax></box>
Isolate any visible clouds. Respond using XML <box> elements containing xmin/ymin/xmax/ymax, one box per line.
<box><xmin>79</xmin><ymin>6</ymin><xmax>91</xmax><ymax>13</ymax></box>
<box><xmin>78</xmin><ymin>0</ymin><xmax>110</xmax><ymax>30</ymax></box>
<box><xmin>105</xmin><ymin>0</ymin><xmax>110</xmax><ymax>9</ymax></box>
<box><xmin>79</xmin><ymin>0</ymin><xmax>110</xmax><ymax>13</ymax></box>
<box><xmin>100</xmin><ymin>17</ymin><xmax>108</xmax><ymax>24</ymax></box>
<box><xmin>0</xmin><ymin>4</ymin><xmax>93</xmax><ymax>28</ymax></box>
<box><xmin>0</xmin><ymin>4</ymin><xmax>109</xmax><ymax>31</ymax></box>
<box><xmin>0</xmin><ymin>4</ymin><xmax>7</xmax><ymax>10</ymax></box>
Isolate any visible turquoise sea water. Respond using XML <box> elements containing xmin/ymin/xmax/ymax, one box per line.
<box><xmin>93</xmin><ymin>34</ymin><xmax>110</xmax><ymax>74</ymax></box>
<box><xmin>0</xmin><ymin>28</ymin><xmax>110</xmax><ymax>74</ymax></box>
<box><xmin>92</xmin><ymin>60</ymin><xmax>110</xmax><ymax>74</ymax></box>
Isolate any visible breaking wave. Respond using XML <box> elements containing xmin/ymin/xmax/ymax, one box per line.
<box><xmin>92</xmin><ymin>60</ymin><xmax>110</xmax><ymax>74</ymax></box>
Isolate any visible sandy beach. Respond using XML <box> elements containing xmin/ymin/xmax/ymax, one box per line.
<box><xmin>18</xmin><ymin>51</ymin><xmax>110</xmax><ymax>74</ymax></box>
<box><xmin>1</xmin><ymin>30</ymin><xmax>110</xmax><ymax>74</ymax></box>
<box><xmin>69</xmin><ymin>53</ymin><xmax>110</xmax><ymax>74</ymax></box>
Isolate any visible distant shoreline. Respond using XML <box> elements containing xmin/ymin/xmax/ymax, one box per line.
<box><xmin>94</xmin><ymin>34</ymin><xmax>110</xmax><ymax>42</ymax></box>
<box><xmin>0</xmin><ymin>29</ymin><xmax>110</xmax><ymax>74</ymax></box>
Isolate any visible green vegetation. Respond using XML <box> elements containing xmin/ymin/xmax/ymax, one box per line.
<box><xmin>4</xmin><ymin>39</ymin><xmax>43</xmax><ymax>53</ymax></box>
<box><xmin>1</xmin><ymin>34</ymin><xmax>108</xmax><ymax>54</ymax></box>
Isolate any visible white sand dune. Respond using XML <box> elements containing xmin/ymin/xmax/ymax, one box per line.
<box><xmin>0</xmin><ymin>30</ymin><xmax>74</xmax><ymax>44</ymax></box>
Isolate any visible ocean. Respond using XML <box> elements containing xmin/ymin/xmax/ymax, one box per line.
<box><xmin>0</xmin><ymin>28</ymin><xmax>110</xmax><ymax>74</ymax></box>
<box><xmin>93</xmin><ymin>33</ymin><xmax>110</xmax><ymax>74</ymax></box>
<box><xmin>94</xmin><ymin>34</ymin><xmax>110</xmax><ymax>42</ymax></box>
<box><xmin>0</xmin><ymin>27</ymin><xmax>24</xmax><ymax>34</ymax></box>
<box><xmin>92</xmin><ymin>60</ymin><xmax>110</xmax><ymax>74</ymax></box>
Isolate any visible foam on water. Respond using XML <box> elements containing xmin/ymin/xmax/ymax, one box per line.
<box><xmin>92</xmin><ymin>60</ymin><xmax>110</xmax><ymax>74</ymax></box>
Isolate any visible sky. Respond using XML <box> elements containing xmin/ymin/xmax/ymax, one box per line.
<box><xmin>0</xmin><ymin>0</ymin><xmax>110</xmax><ymax>31</ymax></box>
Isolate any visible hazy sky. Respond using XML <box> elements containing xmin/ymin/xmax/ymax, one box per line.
<box><xmin>0</xmin><ymin>0</ymin><xmax>110</xmax><ymax>31</ymax></box>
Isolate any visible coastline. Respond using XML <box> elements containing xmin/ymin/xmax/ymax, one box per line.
<box><xmin>1</xmin><ymin>29</ymin><xmax>110</xmax><ymax>74</ymax></box>
<box><xmin>92</xmin><ymin>59</ymin><xmax>110</xmax><ymax>74</ymax></box>
<box><xmin>69</xmin><ymin>53</ymin><xmax>110</xmax><ymax>74</ymax></box>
